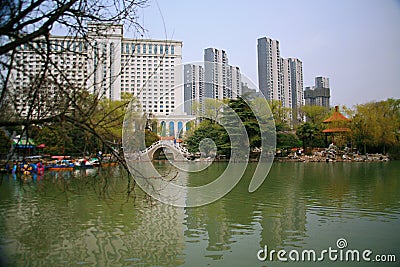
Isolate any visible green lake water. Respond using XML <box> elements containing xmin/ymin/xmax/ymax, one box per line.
<box><xmin>0</xmin><ymin>162</ymin><xmax>399</xmax><ymax>266</ymax></box>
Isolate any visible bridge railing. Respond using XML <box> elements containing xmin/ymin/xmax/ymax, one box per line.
<box><xmin>139</xmin><ymin>140</ymin><xmax>190</xmax><ymax>157</ymax></box>
<box><xmin>140</xmin><ymin>140</ymin><xmax>161</xmax><ymax>155</ymax></box>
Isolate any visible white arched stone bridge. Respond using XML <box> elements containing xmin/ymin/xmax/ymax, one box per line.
<box><xmin>136</xmin><ymin>140</ymin><xmax>190</xmax><ymax>161</ymax></box>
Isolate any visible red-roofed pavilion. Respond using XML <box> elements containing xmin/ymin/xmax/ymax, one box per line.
<box><xmin>322</xmin><ymin>106</ymin><xmax>351</xmax><ymax>146</ymax></box>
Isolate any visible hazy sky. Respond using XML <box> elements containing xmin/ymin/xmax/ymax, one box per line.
<box><xmin>134</xmin><ymin>0</ymin><xmax>400</xmax><ymax>107</ymax></box>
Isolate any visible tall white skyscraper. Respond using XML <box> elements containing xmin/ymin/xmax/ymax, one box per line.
<box><xmin>184</xmin><ymin>64</ymin><xmax>204</xmax><ymax>115</ymax></box>
<box><xmin>183</xmin><ymin>48</ymin><xmax>242</xmax><ymax>115</ymax></box>
<box><xmin>204</xmin><ymin>48</ymin><xmax>241</xmax><ymax>101</ymax></box>
<box><xmin>281</xmin><ymin>58</ymin><xmax>292</xmax><ymax>110</ymax></box>
<box><xmin>257</xmin><ymin>37</ymin><xmax>282</xmax><ymax>101</ymax></box>
<box><xmin>204</xmin><ymin>48</ymin><xmax>228</xmax><ymax>100</ymax></box>
<box><xmin>10</xmin><ymin>23</ymin><xmax>183</xmax><ymax>117</ymax></box>
<box><xmin>288</xmin><ymin>58</ymin><xmax>303</xmax><ymax>123</ymax></box>
<box><xmin>258</xmin><ymin>37</ymin><xmax>304</xmax><ymax>125</ymax></box>
<box><xmin>228</xmin><ymin>65</ymin><xmax>242</xmax><ymax>99</ymax></box>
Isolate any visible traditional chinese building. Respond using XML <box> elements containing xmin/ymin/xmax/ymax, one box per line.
<box><xmin>322</xmin><ymin>106</ymin><xmax>351</xmax><ymax>147</ymax></box>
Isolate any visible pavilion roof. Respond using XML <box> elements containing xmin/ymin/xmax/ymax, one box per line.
<box><xmin>323</xmin><ymin>106</ymin><xmax>350</xmax><ymax>123</ymax></box>
<box><xmin>322</xmin><ymin>127</ymin><xmax>351</xmax><ymax>133</ymax></box>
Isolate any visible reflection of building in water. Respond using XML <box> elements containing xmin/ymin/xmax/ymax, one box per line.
<box><xmin>185</xmin><ymin>201</ymin><xmax>233</xmax><ymax>257</ymax></box>
<box><xmin>184</xmin><ymin>163</ymin><xmax>308</xmax><ymax>253</ymax></box>
<box><xmin>258</xmin><ymin>163</ymin><xmax>307</xmax><ymax>248</ymax></box>
<box><xmin>78</xmin><ymin>203</ymin><xmax>187</xmax><ymax>266</ymax></box>
<box><xmin>76</xmin><ymin>169</ymin><xmax>188</xmax><ymax>265</ymax></box>
<box><xmin>0</xmin><ymin>175</ymin><xmax>187</xmax><ymax>266</ymax></box>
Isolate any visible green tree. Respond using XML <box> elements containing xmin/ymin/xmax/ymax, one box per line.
<box><xmin>145</xmin><ymin>130</ymin><xmax>159</xmax><ymax>148</ymax></box>
<box><xmin>296</xmin><ymin>122</ymin><xmax>320</xmax><ymax>154</ymax></box>
<box><xmin>301</xmin><ymin>105</ymin><xmax>330</xmax><ymax>124</ymax></box>
<box><xmin>185</xmin><ymin>96</ymin><xmax>276</xmax><ymax>159</ymax></box>
<box><xmin>204</xmin><ymin>98</ymin><xmax>226</xmax><ymax>123</ymax></box>
<box><xmin>185</xmin><ymin>120</ymin><xmax>229</xmax><ymax>157</ymax></box>
<box><xmin>34</xmin><ymin>126</ymin><xmax>72</xmax><ymax>155</ymax></box>
<box><xmin>351</xmin><ymin>99</ymin><xmax>400</xmax><ymax>155</ymax></box>
<box><xmin>93</xmin><ymin>98</ymin><xmax>130</xmax><ymax>142</ymax></box>
<box><xmin>277</xmin><ymin>132</ymin><xmax>301</xmax><ymax>149</ymax></box>
<box><xmin>268</xmin><ymin>100</ymin><xmax>291</xmax><ymax>131</ymax></box>
<box><xmin>227</xmin><ymin>97</ymin><xmax>261</xmax><ymax>149</ymax></box>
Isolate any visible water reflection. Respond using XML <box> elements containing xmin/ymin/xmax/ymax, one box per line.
<box><xmin>0</xmin><ymin>168</ymin><xmax>187</xmax><ymax>266</ymax></box>
<box><xmin>0</xmin><ymin>162</ymin><xmax>399</xmax><ymax>266</ymax></box>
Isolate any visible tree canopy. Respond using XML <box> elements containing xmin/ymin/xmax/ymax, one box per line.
<box><xmin>350</xmin><ymin>99</ymin><xmax>400</xmax><ymax>155</ymax></box>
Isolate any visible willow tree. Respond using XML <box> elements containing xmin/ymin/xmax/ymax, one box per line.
<box><xmin>351</xmin><ymin>99</ymin><xmax>400</xmax><ymax>154</ymax></box>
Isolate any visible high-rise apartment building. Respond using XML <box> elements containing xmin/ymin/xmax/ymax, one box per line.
<box><xmin>11</xmin><ymin>24</ymin><xmax>183</xmax><ymax>117</ymax></box>
<box><xmin>204</xmin><ymin>48</ymin><xmax>227</xmax><ymax>100</ymax></box>
<box><xmin>184</xmin><ymin>64</ymin><xmax>204</xmax><ymax>115</ymax></box>
<box><xmin>257</xmin><ymin>37</ymin><xmax>282</xmax><ymax>101</ymax></box>
<box><xmin>281</xmin><ymin>58</ymin><xmax>292</xmax><ymax>110</ymax></box>
<box><xmin>87</xmin><ymin>24</ymin><xmax>123</xmax><ymax>101</ymax></box>
<box><xmin>288</xmin><ymin>58</ymin><xmax>303</xmax><ymax>123</ymax></box>
<box><xmin>183</xmin><ymin>48</ymin><xmax>242</xmax><ymax>115</ymax></box>
<box><xmin>315</xmin><ymin>76</ymin><xmax>329</xmax><ymax>89</ymax></box>
<box><xmin>204</xmin><ymin>48</ymin><xmax>241</xmax><ymax>100</ymax></box>
<box><xmin>304</xmin><ymin>76</ymin><xmax>330</xmax><ymax>108</ymax></box>
<box><xmin>228</xmin><ymin>65</ymin><xmax>241</xmax><ymax>99</ymax></box>
<box><xmin>11</xmin><ymin>34</ymin><xmax>90</xmax><ymax>117</ymax></box>
<box><xmin>258</xmin><ymin>37</ymin><xmax>304</xmax><ymax>125</ymax></box>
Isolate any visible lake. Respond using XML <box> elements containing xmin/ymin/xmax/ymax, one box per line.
<box><xmin>0</xmin><ymin>162</ymin><xmax>399</xmax><ymax>266</ymax></box>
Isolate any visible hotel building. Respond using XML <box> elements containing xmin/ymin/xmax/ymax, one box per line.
<box><xmin>11</xmin><ymin>24</ymin><xmax>183</xmax><ymax>117</ymax></box>
<box><xmin>10</xmin><ymin>24</ymin><xmax>196</xmax><ymax>137</ymax></box>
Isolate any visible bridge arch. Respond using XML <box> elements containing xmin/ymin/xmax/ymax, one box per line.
<box><xmin>140</xmin><ymin>141</ymin><xmax>189</xmax><ymax>161</ymax></box>
<box><xmin>151</xmin><ymin>146</ymin><xmax>174</xmax><ymax>160</ymax></box>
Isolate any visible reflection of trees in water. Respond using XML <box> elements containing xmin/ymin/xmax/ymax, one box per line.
<box><xmin>184</xmin><ymin>162</ymin><xmax>308</xmax><ymax>253</ymax></box>
<box><xmin>256</xmin><ymin>162</ymin><xmax>400</xmax><ymax>250</ymax></box>
<box><xmin>185</xmin><ymin>200</ymin><xmax>233</xmax><ymax>258</ymax></box>
<box><xmin>1</xmin><ymin>162</ymin><xmax>399</xmax><ymax>265</ymax></box>
<box><xmin>0</xmin><ymin>169</ymin><xmax>186</xmax><ymax>266</ymax></box>
<box><xmin>257</xmin><ymin>163</ymin><xmax>307</xmax><ymax>249</ymax></box>
<box><xmin>300</xmin><ymin>162</ymin><xmax>400</xmax><ymax>215</ymax></box>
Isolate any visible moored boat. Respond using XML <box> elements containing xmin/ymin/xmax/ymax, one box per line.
<box><xmin>88</xmin><ymin>158</ymin><xmax>100</xmax><ymax>167</ymax></box>
<box><xmin>74</xmin><ymin>158</ymin><xmax>94</xmax><ymax>169</ymax></box>
<box><xmin>46</xmin><ymin>159</ymin><xmax>74</xmax><ymax>171</ymax></box>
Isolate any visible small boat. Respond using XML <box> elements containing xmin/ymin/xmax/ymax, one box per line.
<box><xmin>46</xmin><ymin>159</ymin><xmax>74</xmax><ymax>171</ymax></box>
<box><xmin>101</xmin><ymin>161</ymin><xmax>119</xmax><ymax>167</ymax></box>
<box><xmin>74</xmin><ymin>159</ymin><xmax>94</xmax><ymax>169</ymax></box>
<box><xmin>89</xmin><ymin>158</ymin><xmax>100</xmax><ymax>167</ymax></box>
